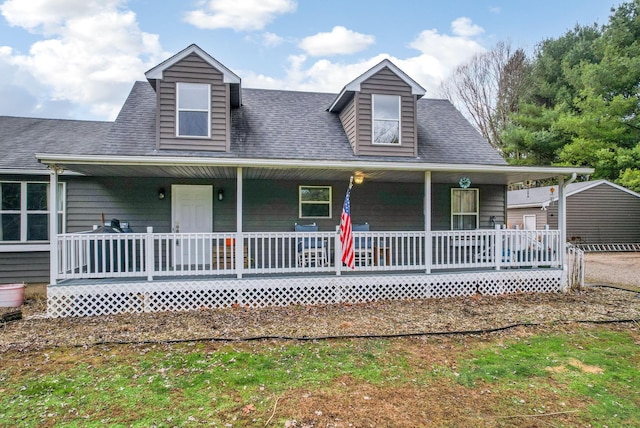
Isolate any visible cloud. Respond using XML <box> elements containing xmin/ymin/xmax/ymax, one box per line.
<box><xmin>408</xmin><ymin>25</ymin><xmax>486</xmax><ymax>81</ymax></box>
<box><xmin>0</xmin><ymin>0</ymin><xmax>121</xmax><ymax>34</ymax></box>
<box><xmin>489</xmin><ymin>6</ymin><xmax>501</xmax><ymax>14</ymax></box>
<box><xmin>451</xmin><ymin>17</ymin><xmax>485</xmax><ymax>37</ymax></box>
<box><xmin>299</xmin><ymin>26</ymin><xmax>375</xmax><ymax>56</ymax></box>
<box><xmin>0</xmin><ymin>0</ymin><xmax>167</xmax><ymax>120</ymax></box>
<box><xmin>243</xmin><ymin>18</ymin><xmax>486</xmax><ymax>98</ymax></box>
<box><xmin>262</xmin><ymin>32</ymin><xmax>284</xmax><ymax>47</ymax></box>
<box><xmin>184</xmin><ymin>0</ymin><xmax>296</xmax><ymax>31</ymax></box>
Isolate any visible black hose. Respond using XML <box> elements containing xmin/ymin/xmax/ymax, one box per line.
<box><xmin>88</xmin><ymin>318</ymin><xmax>639</xmax><ymax>347</ymax></box>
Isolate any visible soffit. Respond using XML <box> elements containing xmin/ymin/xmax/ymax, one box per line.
<box><xmin>39</xmin><ymin>159</ymin><xmax>592</xmax><ymax>186</ymax></box>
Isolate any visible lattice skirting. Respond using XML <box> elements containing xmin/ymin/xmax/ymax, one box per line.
<box><xmin>47</xmin><ymin>270</ymin><xmax>564</xmax><ymax>318</ymax></box>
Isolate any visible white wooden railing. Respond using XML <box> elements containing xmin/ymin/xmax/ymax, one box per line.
<box><xmin>56</xmin><ymin>228</ymin><xmax>562</xmax><ymax>281</ymax></box>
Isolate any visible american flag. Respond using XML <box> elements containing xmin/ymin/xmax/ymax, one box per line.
<box><xmin>340</xmin><ymin>185</ymin><xmax>354</xmax><ymax>269</ymax></box>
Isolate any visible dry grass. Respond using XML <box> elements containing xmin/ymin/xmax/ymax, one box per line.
<box><xmin>2</xmin><ymin>253</ymin><xmax>639</xmax><ymax>353</ymax></box>
<box><xmin>2</xmin><ymin>286</ymin><xmax>638</xmax><ymax>353</ymax></box>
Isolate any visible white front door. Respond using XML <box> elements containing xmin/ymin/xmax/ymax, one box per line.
<box><xmin>172</xmin><ymin>185</ymin><xmax>213</xmax><ymax>266</ymax></box>
<box><xmin>523</xmin><ymin>214</ymin><xmax>536</xmax><ymax>230</ymax></box>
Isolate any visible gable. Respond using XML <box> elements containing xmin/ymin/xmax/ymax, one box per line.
<box><xmin>155</xmin><ymin>52</ymin><xmax>231</xmax><ymax>152</ymax></box>
<box><xmin>336</xmin><ymin>66</ymin><xmax>419</xmax><ymax>157</ymax></box>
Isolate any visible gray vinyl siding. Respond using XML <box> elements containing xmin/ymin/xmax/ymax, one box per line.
<box><xmin>240</xmin><ymin>180</ymin><xmax>425</xmax><ymax>232</ymax></box>
<box><xmin>338</xmin><ymin>96</ymin><xmax>357</xmax><ymax>152</ymax></box>
<box><xmin>0</xmin><ymin>251</ymin><xmax>49</xmax><ymax>284</ymax></box>
<box><xmin>16</xmin><ymin>174</ymin><xmax>506</xmax><ymax>235</ymax></box>
<box><xmin>564</xmin><ymin>184</ymin><xmax>640</xmax><ymax>244</ymax></box>
<box><xmin>520</xmin><ymin>183</ymin><xmax>640</xmax><ymax>244</ymax></box>
<box><xmin>157</xmin><ymin>53</ymin><xmax>229</xmax><ymax>152</ymax></box>
<box><xmin>240</xmin><ymin>180</ymin><xmax>505</xmax><ymax>232</ymax></box>
<box><xmin>356</xmin><ymin>67</ymin><xmax>417</xmax><ymax>157</ymax></box>
<box><xmin>508</xmin><ymin>207</ymin><xmax>548</xmax><ymax>230</ymax></box>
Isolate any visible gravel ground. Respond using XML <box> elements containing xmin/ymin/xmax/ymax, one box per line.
<box><xmin>585</xmin><ymin>252</ymin><xmax>640</xmax><ymax>288</ymax></box>
<box><xmin>1</xmin><ymin>253</ymin><xmax>639</xmax><ymax>353</ymax></box>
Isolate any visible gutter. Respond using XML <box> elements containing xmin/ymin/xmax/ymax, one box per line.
<box><xmin>0</xmin><ymin>168</ymin><xmax>82</xmax><ymax>176</ymax></box>
<box><xmin>35</xmin><ymin>153</ymin><xmax>595</xmax><ymax>176</ymax></box>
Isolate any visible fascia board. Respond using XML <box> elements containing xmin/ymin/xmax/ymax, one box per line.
<box><xmin>35</xmin><ymin>153</ymin><xmax>594</xmax><ymax>176</ymax></box>
<box><xmin>328</xmin><ymin>59</ymin><xmax>426</xmax><ymax>112</ymax></box>
<box><xmin>145</xmin><ymin>44</ymin><xmax>241</xmax><ymax>84</ymax></box>
<box><xmin>0</xmin><ymin>168</ymin><xmax>81</xmax><ymax>176</ymax></box>
<box><xmin>567</xmin><ymin>180</ymin><xmax>640</xmax><ymax>199</ymax></box>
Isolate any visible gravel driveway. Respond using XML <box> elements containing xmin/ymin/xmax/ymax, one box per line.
<box><xmin>585</xmin><ymin>252</ymin><xmax>640</xmax><ymax>288</ymax></box>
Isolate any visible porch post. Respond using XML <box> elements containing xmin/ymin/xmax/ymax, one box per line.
<box><xmin>335</xmin><ymin>227</ymin><xmax>341</xmax><ymax>276</ymax></box>
<box><xmin>558</xmin><ymin>175</ymin><xmax>566</xmax><ymax>267</ymax></box>
<box><xmin>146</xmin><ymin>227</ymin><xmax>154</xmax><ymax>281</ymax></box>
<box><xmin>236</xmin><ymin>167</ymin><xmax>243</xmax><ymax>279</ymax></box>
<box><xmin>48</xmin><ymin>166</ymin><xmax>59</xmax><ymax>285</ymax></box>
<box><xmin>494</xmin><ymin>224</ymin><xmax>502</xmax><ymax>270</ymax></box>
<box><xmin>424</xmin><ymin>171</ymin><xmax>432</xmax><ymax>274</ymax></box>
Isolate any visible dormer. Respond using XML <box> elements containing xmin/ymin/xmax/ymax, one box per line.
<box><xmin>145</xmin><ymin>44</ymin><xmax>241</xmax><ymax>152</ymax></box>
<box><xmin>328</xmin><ymin>59</ymin><xmax>426</xmax><ymax>157</ymax></box>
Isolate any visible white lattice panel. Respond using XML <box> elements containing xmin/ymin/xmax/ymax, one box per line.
<box><xmin>47</xmin><ymin>270</ymin><xmax>564</xmax><ymax>318</ymax></box>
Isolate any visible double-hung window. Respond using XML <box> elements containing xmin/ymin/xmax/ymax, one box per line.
<box><xmin>451</xmin><ymin>188</ymin><xmax>478</xmax><ymax>230</ymax></box>
<box><xmin>177</xmin><ymin>82</ymin><xmax>210</xmax><ymax>137</ymax></box>
<box><xmin>372</xmin><ymin>94</ymin><xmax>401</xmax><ymax>145</ymax></box>
<box><xmin>299</xmin><ymin>186</ymin><xmax>332</xmax><ymax>219</ymax></box>
<box><xmin>0</xmin><ymin>182</ymin><xmax>65</xmax><ymax>242</ymax></box>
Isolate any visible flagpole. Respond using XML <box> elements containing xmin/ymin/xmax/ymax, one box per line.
<box><xmin>348</xmin><ymin>175</ymin><xmax>353</xmax><ymax>189</ymax></box>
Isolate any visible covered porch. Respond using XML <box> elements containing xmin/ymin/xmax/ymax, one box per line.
<box><xmin>38</xmin><ymin>155</ymin><xmax>591</xmax><ymax>318</ymax></box>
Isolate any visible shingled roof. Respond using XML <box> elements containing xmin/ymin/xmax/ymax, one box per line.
<box><xmin>0</xmin><ymin>116</ymin><xmax>112</xmax><ymax>171</ymax></box>
<box><xmin>98</xmin><ymin>81</ymin><xmax>507</xmax><ymax>165</ymax></box>
<box><xmin>507</xmin><ymin>180</ymin><xmax>640</xmax><ymax>208</ymax></box>
<box><xmin>1</xmin><ymin>80</ymin><xmax>507</xmax><ymax>168</ymax></box>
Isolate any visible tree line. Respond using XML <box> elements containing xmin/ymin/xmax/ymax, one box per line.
<box><xmin>439</xmin><ymin>0</ymin><xmax>640</xmax><ymax>191</ymax></box>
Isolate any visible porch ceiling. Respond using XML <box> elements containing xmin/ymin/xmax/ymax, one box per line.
<box><xmin>38</xmin><ymin>154</ymin><xmax>593</xmax><ymax>185</ymax></box>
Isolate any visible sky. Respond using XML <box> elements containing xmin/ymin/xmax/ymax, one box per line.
<box><xmin>0</xmin><ymin>0</ymin><xmax>622</xmax><ymax>122</ymax></box>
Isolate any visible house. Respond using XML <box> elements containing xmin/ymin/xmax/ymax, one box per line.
<box><xmin>0</xmin><ymin>44</ymin><xmax>593</xmax><ymax>317</ymax></box>
<box><xmin>508</xmin><ymin>180</ymin><xmax>640</xmax><ymax>248</ymax></box>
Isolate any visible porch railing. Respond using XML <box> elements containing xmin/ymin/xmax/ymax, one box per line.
<box><xmin>55</xmin><ymin>228</ymin><xmax>562</xmax><ymax>281</ymax></box>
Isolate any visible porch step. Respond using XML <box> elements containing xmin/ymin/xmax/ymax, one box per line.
<box><xmin>578</xmin><ymin>243</ymin><xmax>640</xmax><ymax>252</ymax></box>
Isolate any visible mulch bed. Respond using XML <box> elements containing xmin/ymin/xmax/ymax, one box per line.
<box><xmin>2</xmin><ymin>286</ymin><xmax>638</xmax><ymax>353</ymax></box>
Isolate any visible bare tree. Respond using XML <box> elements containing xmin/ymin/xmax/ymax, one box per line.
<box><xmin>438</xmin><ymin>42</ymin><xmax>529</xmax><ymax>152</ymax></box>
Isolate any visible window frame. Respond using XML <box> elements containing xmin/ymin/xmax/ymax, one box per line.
<box><xmin>176</xmin><ymin>82</ymin><xmax>211</xmax><ymax>138</ymax></box>
<box><xmin>450</xmin><ymin>188</ymin><xmax>479</xmax><ymax>230</ymax></box>
<box><xmin>0</xmin><ymin>181</ymin><xmax>65</xmax><ymax>244</ymax></box>
<box><xmin>372</xmin><ymin>94</ymin><xmax>401</xmax><ymax>145</ymax></box>
<box><xmin>298</xmin><ymin>185</ymin><xmax>332</xmax><ymax>219</ymax></box>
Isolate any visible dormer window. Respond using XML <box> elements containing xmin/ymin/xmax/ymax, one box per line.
<box><xmin>177</xmin><ymin>82</ymin><xmax>210</xmax><ymax>137</ymax></box>
<box><xmin>372</xmin><ymin>94</ymin><xmax>400</xmax><ymax>145</ymax></box>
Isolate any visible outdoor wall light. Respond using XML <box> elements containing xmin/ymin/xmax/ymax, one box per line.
<box><xmin>353</xmin><ymin>173</ymin><xmax>365</xmax><ymax>185</ymax></box>
<box><xmin>158</xmin><ymin>188</ymin><xmax>165</xmax><ymax>200</ymax></box>
<box><xmin>218</xmin><ymin>189</ymin><xmax>224</xmax><ymax>201</ymax></box>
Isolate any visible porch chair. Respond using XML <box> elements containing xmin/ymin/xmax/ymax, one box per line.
<box><xmin>294</xmin><ymin>223</ymin><xmax>327</xmax><ymax>267</ymax></box>
<box><xmin>353</xmin><ymin>223</ymin><xmax>374</xmax><ymax>266</ymax></box>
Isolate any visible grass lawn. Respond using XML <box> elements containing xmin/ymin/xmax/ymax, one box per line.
<box><xmin>1</xmin><ymin>323</ymin><xmax>638</xmax><ymax>427</ymax></box>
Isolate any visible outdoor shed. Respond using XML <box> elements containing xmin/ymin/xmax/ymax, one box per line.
<box><xmin>508</xmin><ymin>180</ymin><xmax>640</xmax><ymax>246</ymax></box>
